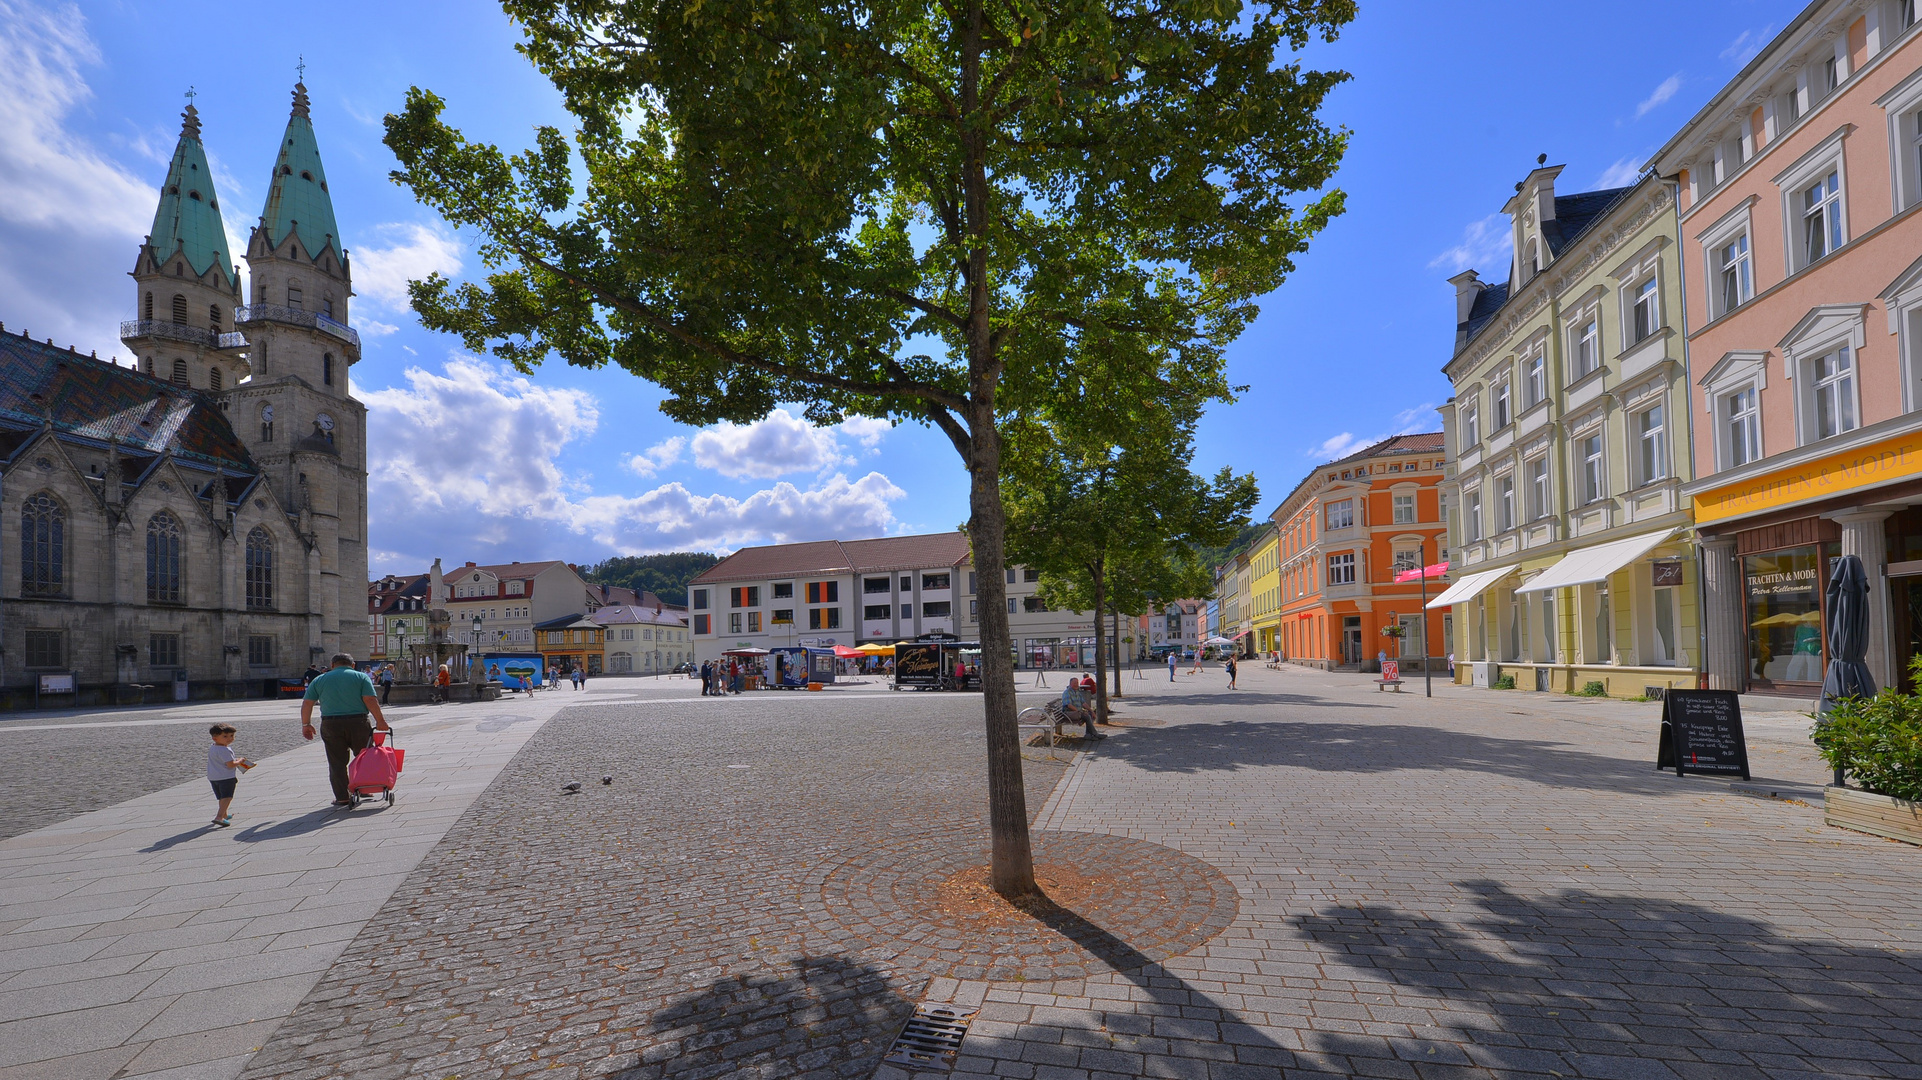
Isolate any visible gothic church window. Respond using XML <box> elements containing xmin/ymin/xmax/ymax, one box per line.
<box><xmin>209</xmin><ymin>367</ymin><xmax>222</xmax><ymax>391</ymax></box>
<box><xmin>245</xmin><ymin>527</ymin><xmax>275</xmax><ymax>611</ymax></box>
<box><xmin>171</xmin><ymin>359</ymin><xmax>188</xmax><ymax>386</ymax></box>
<box><xmin>172</xmin><ymin>294</ymin><xmax>187</xmax><ymax>324</ymax></box>
<box><xmin>323</xmin><ymin>354</ymin><xmax>333</xmax><ymax>385</ymax></box>
<box><xmin>209</xmin><ymin>305</ymin><xmax>222</xmax><ymax>333</ymax></box>
<box><xmin>21</xmin><ymin>492</ymin><xmax>64</xmax><ymax>597</ymax></box>
<box><xmin>287</xmin><ymin>285</ymin><xmax>302</xmax><ymax>310</ymax></box>
<box><xmin>147</xmin><ymin>512</ymin><xmax>182</xmax><ymax>603</ymax></box>
<box><xmin>143</xmin><ymin>293</ymin><xmax>153</xmax><ymax>321</ymax></box>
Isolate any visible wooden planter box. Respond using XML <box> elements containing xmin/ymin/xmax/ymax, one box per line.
<box><xmin>1825</xmin><ymin>785</ymin><xmax>1922</xmax><ymax>846</ymax></box>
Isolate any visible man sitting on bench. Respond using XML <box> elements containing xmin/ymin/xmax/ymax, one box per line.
<box><xmin>1061</xmin><ymin>679</ymin><xmax>1100</xmax><ymax>741</ymax></box>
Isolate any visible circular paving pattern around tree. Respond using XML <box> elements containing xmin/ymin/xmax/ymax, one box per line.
<box><xmin>816</xmin><ymin>830</ymin><xmax>1240</xmax><ymax>982</ymax></box>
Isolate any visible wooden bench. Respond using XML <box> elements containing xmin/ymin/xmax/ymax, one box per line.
<box><xmin>1375</xmin><ymin>678</ymin><xmax>1404</xmax><ymax>693</ymax></box>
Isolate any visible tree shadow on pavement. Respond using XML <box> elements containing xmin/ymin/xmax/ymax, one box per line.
<box><xmin>1094</xmin><ymin>719</ymin><xmax>1769</xmax><ymax>797</ymax></box>
<box><xmin>1293</xmin><ymin>879</ymin><xmax>1922</xmax><ymax>1077</ymax></box>
<box><xmin>1124</xmin><ymin>691</ymin><xmax>1388</xmax><ymax>709</ymax></box>
<box><xmin>629</xmin><ymin>955</ymin><xmax>915</xmax><ymax>1078</ymax></box>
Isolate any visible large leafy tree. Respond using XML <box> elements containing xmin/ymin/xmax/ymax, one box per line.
<box><xmin>384</xmin><ymin>0</ymin><xmax>1353</xmax><ymax>895</ymax></box>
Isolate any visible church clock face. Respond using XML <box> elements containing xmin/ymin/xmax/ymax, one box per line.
<box><xmin>316</xmin><ymin>412</ymin><xmax>335</xmax><ymax>433</ymax></box>
<box><xmin>261</xmin><ymin>404</ymin><xmax>274</xmax><ymax>424</ymax></box>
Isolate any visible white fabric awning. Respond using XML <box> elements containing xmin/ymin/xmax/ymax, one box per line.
<box><xmin>1512</xmin><ymin>529</ymin><xmax>1676</xmax><ymax>594</ymax></box>
<box><xmin>1424</xmin><ymin>565</ymin><xmax>1515</xmax><ymax>609</ymax></box>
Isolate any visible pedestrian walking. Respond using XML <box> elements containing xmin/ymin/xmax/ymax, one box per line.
<box><xmin>1225</xmin><ymin>655</ymin><xmax>1238</xmax><ymax>689</ymax></box>
<box><xmin>378</xmin><ymin>664</ymin><xmax>394</xmax><ymax>705</ymax></box>
<box><xmin>206</xmin><ymin>723</ymin><xmax>252</xmax><ymax>827</ymax></box>
<box><xmin>571</xmin><ymin>668</ymin><xmax>584</xmax><ymax>690</ymax></box>
<box><xmin>1167</xmin><ymin>651</ymin><xmax>1177</xmax><ymax>682</ymax></box>
<box><xmin>699</xmin><ymin>660</ymin><xmax>711</xmax><ymax>695</ymax></box>
<box><xmin>300</xmin><ymin>653</ymin><xmax>389</xmax><ymax>808</ymax></box>
<box><xmin>302</xmin><ymin>663</ymin><xmax>322</xmax><ymax>687</ymax></box>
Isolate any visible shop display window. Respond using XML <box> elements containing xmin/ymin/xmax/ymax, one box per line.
<box><xmin>1744</xmin><ymin>546</ymin><xmax>1827</xmax><ymax>686</ymax></box>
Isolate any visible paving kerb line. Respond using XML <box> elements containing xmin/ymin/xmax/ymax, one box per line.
<box><xmin>0</xmin><ymin>682</ymin><xmax>604</xmax><ymax>1080</ymax></box>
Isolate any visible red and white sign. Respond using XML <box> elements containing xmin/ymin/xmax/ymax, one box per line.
<box><xmin>1394</xmin><ymin>561</ymin><xmax>1451</xmax><ymax>584</ymax></box>
<box><xmin>1381</xmin><ymin>660</ymin><xmax>1400</xmax><ymax>682</ymax></box>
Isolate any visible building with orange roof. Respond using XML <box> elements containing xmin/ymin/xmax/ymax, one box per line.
<box><xmin>1270</xmin><ymin>433</ymin><xmax>1451</xmax><ymax>670</ymax></box>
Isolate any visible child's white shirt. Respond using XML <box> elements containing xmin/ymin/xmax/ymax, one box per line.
<box><xmin>208</xmin><ymin>744</ymin><xmax>240</xmax><ymax>781</ymax></box>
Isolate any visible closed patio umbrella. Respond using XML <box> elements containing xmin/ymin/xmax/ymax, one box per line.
<box><xmin>1819</xmin><ymin>554</ymin><xmax>1876</xmax><ymax>715</ymax></box>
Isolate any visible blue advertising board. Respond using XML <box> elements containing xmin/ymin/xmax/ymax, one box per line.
<box><xmin>481</xmin><ymin>652</ymin><xmax>545</xmax><ymax>690</ymax></box>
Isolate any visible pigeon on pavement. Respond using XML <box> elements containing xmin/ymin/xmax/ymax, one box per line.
<box><xmin>562</xmin><ymin>781</ymin><xmax>583</xmax><ymax>793</ymax></box>
<box><xmin>601</xmin><ymin>775</ymin><xmax>613</xmax><ymax>785</ymax></box>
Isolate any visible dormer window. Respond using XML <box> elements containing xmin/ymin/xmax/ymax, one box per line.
<box><xmin>187</xmin><ymin>190</ymin><xmax>201</xmax><ymax>202</ymax></box>
<box><xmin>300</xmin><ymin>171</ymin><xmax>314</xmax><ymax>182</ymax></box>
<box><xmin>1526</xmin><ymin>238</ymin><xmax>1541</xmax><ymax>277</ymax></box>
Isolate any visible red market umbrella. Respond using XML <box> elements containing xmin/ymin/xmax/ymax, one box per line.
<box><xmin>832</xmin><ymin>645</ymin><xmax>864</xmax><ymax>658</ymax></box>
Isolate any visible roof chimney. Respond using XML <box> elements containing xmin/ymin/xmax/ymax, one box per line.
<box><xmin>1447</xmin><ymin>270</ymin><xmax>1487</xmax><ymax>350</ymax></box>
<box><xmin>465</xmin><ymin>561</ymin><xmax>476</xmax><ymax>567</ymax></box>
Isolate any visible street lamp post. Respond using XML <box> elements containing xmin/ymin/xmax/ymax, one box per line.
<box><xmin>472</xmin><ymin>614</ymin><xmax>484</xmax><ymax>682</ymax></box>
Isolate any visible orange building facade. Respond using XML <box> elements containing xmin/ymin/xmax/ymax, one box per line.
<box><xmin>1273</xmin><ymin>434</ymin><xmax>1451</xmax><ymax>670</ymax></box>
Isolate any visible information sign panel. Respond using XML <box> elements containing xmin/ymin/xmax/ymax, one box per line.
<box><xmin>1657</xmin><ymin>690</ymin><xmax>1750</xmax><ymax>780</ymax></box>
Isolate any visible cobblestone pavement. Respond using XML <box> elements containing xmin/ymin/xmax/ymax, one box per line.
<box><xmin>12</xmin><ymin>667</ymin><xmax>1922</xmax><ymax>1080</ymax></box>
<box><xmin>947</xmin><ymin>664</ymin><xmax>1922</xmax><ymax>1080</ymax></box>
<box><xmin>236</xmin><ymin>690</ymin><xmax>1086</xmax><ymax>1080</ymax></box>
<box><xmin>0</xmin><ymin>698</ymin><xmax>448</xmax><ymax>841</ymax></box>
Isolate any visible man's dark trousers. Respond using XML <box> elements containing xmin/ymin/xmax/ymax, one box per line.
<box><xmin>320</xmin><ymin>715</ymin><xmax>373</xmax><ymax>802</ymax></box>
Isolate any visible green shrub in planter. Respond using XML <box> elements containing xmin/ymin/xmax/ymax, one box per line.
<box><xmin>1492</xmin><ymin>674</ymin><xmax>1515</xmax><ymax>690</ymax></box>
<box><xmin>1574</xmin><ymin>680</ymin><xmax>1607</xmax><ymax>697</ymax></box>
<box><xmin>1812</xmin><ymin>657</ymin><xmax>1922</xmax><ymax>802</ymax></box>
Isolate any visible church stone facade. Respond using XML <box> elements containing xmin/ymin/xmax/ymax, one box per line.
<box><xmin>0</xmin><ymin>84</ymin><xmax>368</xmax><ymax>704</ymax></box>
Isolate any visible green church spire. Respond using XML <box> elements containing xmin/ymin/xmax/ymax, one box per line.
<box><xmin>147</xmin><ymin>102</ymin><xmax>235</xmax><ymax>286</ymax></box>
<box><xmin>259</xmin><ymin>82</ymin><xmax>341</xmax><ymax>263</ymax></box>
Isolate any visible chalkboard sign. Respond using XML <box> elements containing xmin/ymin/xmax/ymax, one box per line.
<box><xmin>1657</xmin><ymin>690</ymin><xmax>1750</xmax><ymax>780</ymax></box>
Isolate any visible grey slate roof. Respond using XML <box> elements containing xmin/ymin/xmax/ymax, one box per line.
<box><xmin>1458</xmin><ymin>185</ymin><xmax>1635</xmax><ymax>353</ymax></box>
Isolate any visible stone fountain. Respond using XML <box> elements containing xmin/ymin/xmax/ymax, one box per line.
<box><xmin>387</xmin><ymin>558</ymin><xmax>483</xmax><ymax>704</ymax></box>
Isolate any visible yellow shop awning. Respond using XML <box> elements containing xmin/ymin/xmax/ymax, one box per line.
<box><xmin>1425</xmin><ymin>565</ymin><xmax>1514</xmax><ymax>609</ymax></box>
<box><xmin>1513</xmin><ymin>529</ymin><xmax>1675</xmax><ymax>594</ymax></box>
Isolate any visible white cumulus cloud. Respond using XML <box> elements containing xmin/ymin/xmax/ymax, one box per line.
<box><xmin>363</xmin><ymin>360</ymin><xmax>907</xmax><ymax>569</ymax></box>
<box><xmin>350</xmin><ymin>221</ymin><xmax>464</xmax><ymax>311</ymax></box>
<box><xmin>622</xmin><ymin>436</ymin><xmax>686</xmax><ymax>477</ymax></box>
<box><xmin>1634</xmin><ymin>74</ymin><xmax>1684</xmax><ymax>120</ymax></box>
<box><xmin>1594</xmin><ymin>156</ymin><xmax>1647</xmax><ymax>189</ymax></box>
<box><xmin>0</xmin><ymin>0</ymin><xmax>165</xmax><ymax>360</ymax></box>
<box><xmin>1305</xmin><ymin>402</ymin><xmax>1438</xmax><ymax>461</ymax></box>
<box><xmin>838</xmin><ymin>415</ymin><xmax>893</xmax><ymax>450</ymax></box>
<box><xmin>691</xmin><ymin>407</ymin><xmax>852</xmax><ymax>478</ymax></box>
<box><xmin>1428</xmin><ymin>213</ymin><xmax>1512</xmax><ymax>275</ymax></box>
<box><xmin>1721</xmin><ymin>26</ymin><xmax>1773</xmax><ymax>67</ymax></box>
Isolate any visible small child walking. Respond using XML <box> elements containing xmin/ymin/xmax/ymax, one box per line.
<box><xmin>207</xmin><ymin>724</ymin><xmax>252</xmax><ymax>827</ymax></box>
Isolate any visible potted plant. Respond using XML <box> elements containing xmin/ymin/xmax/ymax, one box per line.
<box><xmin>1811</xmin><ymin>659</ymin><xmax>1922</xmax><ymax>846</ymax></box>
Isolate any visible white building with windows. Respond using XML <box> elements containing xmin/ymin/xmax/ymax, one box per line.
<box><xmin>688</xmin><ymin>531</ymin><xmax>1126</xmax><ymax>670</ymax></box>
<box><xmin>1435</xmin><ymin>163</ymin><xmax>1701</xmax><ymax>698</ymax></box>
<box><xmin>593</xmin><ymin>604</ymin><xmax>692</xmax><ymax>673</ymax></box>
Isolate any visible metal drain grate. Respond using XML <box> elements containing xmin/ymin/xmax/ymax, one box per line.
<box><xmin>883</xmin><ymin>1004</ymin><xmax>976</xmax><ymax>1069</ymax></box>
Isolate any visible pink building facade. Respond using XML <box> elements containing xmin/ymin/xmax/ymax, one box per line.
<box><xmin>1654</xmin><ymin>0</ymin><xmax>1922</xmax><ymax>693</ymax></box>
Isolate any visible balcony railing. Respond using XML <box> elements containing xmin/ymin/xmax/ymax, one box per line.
<box><xmin>119</xmin><ymin>320</ymin><xmax>249</xmax><ymax>351</ymax></box>
<box><xmin>233</xmin><ymin>305</ymin><xmax>361</xmax><ymax>349</ymax></box>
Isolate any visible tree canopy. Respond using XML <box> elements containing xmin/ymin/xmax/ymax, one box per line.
<box><xmin>384</xmin><ymin>0</ymin><xmax>1354</xmax><ymax>895</ymax></box>
<box><xmin>581</xmin><ymin>552</ymin><xmax>721</xmax><ymax>606</ymax></box>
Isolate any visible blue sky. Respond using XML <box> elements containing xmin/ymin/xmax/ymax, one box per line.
<box><xmin>0</xmin><ymin>0</ymin><xmax>1801</xmax><ymax>572</ymax></box>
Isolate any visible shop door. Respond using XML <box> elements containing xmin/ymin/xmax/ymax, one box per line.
<box><xmin>1899</xmin><ymin>578</ymin><xmax>1922</xmax><ymax>693</ymax></box>
<box><xmin>1342</xmin><ymin>617</ymin><xmax>1362</xmax><ymax>665</ymax></box>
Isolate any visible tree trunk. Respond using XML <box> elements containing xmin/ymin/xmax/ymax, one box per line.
<box><xmin>1091</xmin><ymin>562</ymin><xmax>1109</xmax><ymax>724</ymax></box>
<box><xmin>965</xmin><ymin>405</ymin><xmax>1035</xmax><ymax>898</ymax></box>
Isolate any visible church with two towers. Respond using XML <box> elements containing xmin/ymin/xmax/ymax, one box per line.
<box><xmin>0</xmin><ymin>82</ymin><xmax>369</xmax><ymax>703</ymax></box>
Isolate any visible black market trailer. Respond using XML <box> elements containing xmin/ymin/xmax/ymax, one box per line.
<box><xmin>891</xmin><ymin>638</ymin><xmax>983</xmax><ymax>691</ymax></box>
